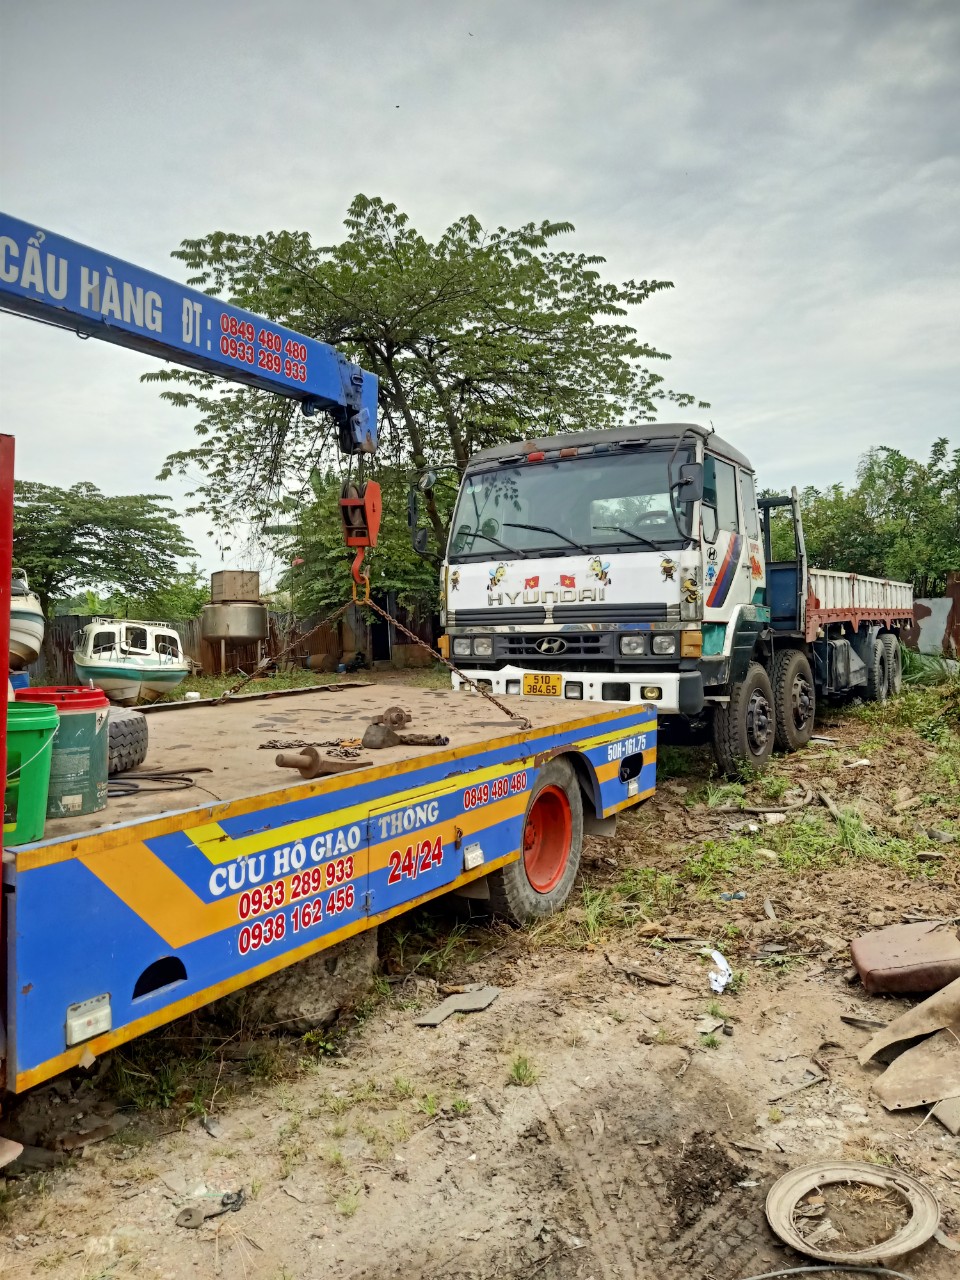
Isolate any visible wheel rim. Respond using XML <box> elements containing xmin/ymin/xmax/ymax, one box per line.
<box><xmin>791</xmin><ymin>673</ymin><xmax>814</xmax><ymax>730</ymax></box>
<box><xmin>746</xmin><ymin>688</ymin><xmax>773</xmax><ymax>756</ymax></box>
<box><xmin>523</xmin><ymin>784</ymin><xmax>573</xmax><ymax>894</ymax></box>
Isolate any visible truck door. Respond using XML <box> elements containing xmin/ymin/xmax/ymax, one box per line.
<box><xmin>739</xmin><ymin>469</ymin><xmax>765</xmax><ymax>603</ymax></box>
<box><xmin>701</xmin><ymin>454</ymin><xmax>752</xmax><ymax>618</ymax></box>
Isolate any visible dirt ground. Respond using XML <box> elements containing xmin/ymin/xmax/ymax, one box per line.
<box><xmin>1</xmin><ymin>680</ymin><xmax>959</xmax><ymax>1279</ymax></box>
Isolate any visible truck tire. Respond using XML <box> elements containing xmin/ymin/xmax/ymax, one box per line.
<box><xmin>712</xmin><ymin>661</ymin><xmax>776</xmax><ymax>777</ymax></box>
<box><xmin>881</xmin><ymin>633</ymin><xmax>902</xmax><ymax>697</ymax></box>
<box><xmin>773</xmin><ymin>650</ymin><xmax>815</xmax><ymax>753</ymax></box>
<box><xmin>108</xmin><ymin>707</ymin><xmax>149</xmax><ymax>775</ymax></box>
<box><xmin>487</xmin><ymin>757</ymin><xmax>583</xmax><ymax>924</ymax></box>
<box><xmin>865</xmin><ymin>638</ymin><xmax>888</xmax><ymax>703</ymax></box>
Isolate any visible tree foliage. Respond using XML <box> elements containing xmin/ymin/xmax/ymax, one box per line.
<box><xmin>149</xmin><ymin>194</ymin><xmax>704</xmax><ymax>580</ymax></box>
<box><xmin>767</xmin><ymin>439</ymin><xmax>959</xmax><ymax>596</ymax></box>
<box><xmin>55</xmin><ymin>566</ymin><xmax>210</xmax><ymax>620</ymax></box>
<box><xmin>13</xmin><ymin>481</ymin><xmax>195</xmax><ymax>614</ymax></box>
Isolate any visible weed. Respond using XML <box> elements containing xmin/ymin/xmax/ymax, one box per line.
<box><xmin>758</xmin><ymin>773</ymin><xmax>790</xmax><ymax>802</ymax></box>
<box><xmin>654</xmin><ymin>1027</ymin><xmax>675</xmax><ymax>1045</ymax></box>
<box><xmin>250</xmin><ymin>1178</ymin><xmax>263</xmax><ymax>1199</ymax></box>
<box><xmin>704</xmin><ymin>781</ymin><xmax>746</xmax><ymax>809</ymax></box>
<box><xmin>391</xmin><ymin>1117</ymin><xmax>411</xmax><ymax>1141</ymax></box>
<box><xmin>706</xmin><ymin>1000</ymin><xmax>734</xmax><ymax>1020</ymax></box>
<box><xmin>700</xmin><ymin>1033</ymin><xmax>720</xmax><ymax>1049</ymax></box>
<box><xmin>336</xmin><ymin>1189</ymin><xmax>361</xmax><ymax>1217</ymax></box>
<box><xmin>617</xmin><ymin>866</ymin><xmax>683</xmax><ymax>915</ymax></box>
<box><xmin>768</xmin><ymin>1107</ymin><xmax>784</xmax><ymax>1123</ymax></box>
<box><xmin>508</xmin><ymin>1055</ymin><xmax>538</xmax><ymax>1087</ymax></box>
<box><xmin>392</xmin><ymin>1076</ymin><xmax>415</xmax><ymax>1100</ymax></box>
<box><xmin>451</xmin><ymin>1097</ymin><xmax>471</xmax><ymax>1116</ymax></box>
<box><xmin>417</xmin><ymin>1094</ymin><xmax>439</xmax><ymax>1116</ymax></box>
<box><xmin>324</xmin><ymin>1146</ymin><xmax>345</xmax><ymax>1168</ymax></box>
<box><xmin>727</xmin><ymin>968</ymin><xmax>747</xmax><ymax>994</ymax></box>
<box><xmin>608</xmin><ymin>1008</ymin><xmax>626</xmax><ymax>1024</ymax></box>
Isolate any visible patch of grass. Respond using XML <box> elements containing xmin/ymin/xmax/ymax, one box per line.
<box><xmin>654</xmin><ymin>1027</ymin><xmax>676</xmax><ymax>1045</ymax></box>
<box><xmin>657</xmin><ymin>745</ymin><xmax>700</xmax><ymax>778</ymax></box>
<box><xmin>508</xmin><ymin>1055</ymin><xmax>538</xmax><ymax>1087</ymax></box>
<box><xmin>617</xmin><ymin>866</ymin><xmax>683</xmax><ymax>915</ymax></box>
<box><xmin>336</xmin><ymin>1189</ymin><xmax>361</xmax><ymax>1217</ymax></box>
<box><xmin>417</xmin><ymin>1093</ymin><xmax>439</xmax><ymax>1116</ymax></box>
<box><xmin>758</xmin><ymin>772</ymin><xmax>790</xmax><ymax>802</ymax></box>
<box><xmin>683</xmin><ymin>836</ymin><xmax>761</xmax><ymax>886</ymax></box>
<box><xmin>706</xmin><ymin>1000</ymin><xmax>735</xmax><ymax>1020</ymax></box>
<box><xmin>700</xmin><ymin>1033</ymin><xmax>720</xmax><ymax>1049</ymax></box>
<box><xmin>704</xmin><ymin>780</ymin><xmax>746</xmax><ymax>809</ymax></box>
<box><xmin>768</xmin><ymin>1106</ymin><xmax>784</xmax><ymax>1124</ymax></box>
<box><xmin>392</xmin><ymin>1076</ymin><xmax>415</xmax><ymax>1100</ymax></box>
<box><xmin>451</xmin><ymin>1097</ymin><xmax>471</xmax><ymax>1116</ymax></box>
<box><xmin>156</xmin><ymin>668</ymin><xmax>339</xmax><ymax>704</ymax></box>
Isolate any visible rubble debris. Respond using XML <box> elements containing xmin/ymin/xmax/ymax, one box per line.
<box><xmin>765</xmin><ymin>1160</ymin><xmax>940</xmax><ymax>1263</ymax></box>
<box><xmin>850</xmin><ymin>920</ymin><xmax>960</xmax><ymax>995</ymax></box>
<box><xmin>840</xmin><ymin>1015</ymin><xmax>887</xmax><ymax>1032</ymax></box>
<box><xmin>604</xmin><ymin>953</ymin><xmax>672</xmax><ymax>986</ymax></box>
<box><xmin>413</xmin><ymin>985</ymin><xmax>501</xmax><ymax>1027</ymax></box>
<box><xmin>932</xmin><ymin>1095</ymin><xmax>960</xmax><ymax>1136</ymax></box>
<box><xmin>763</xmin><ymin>898</ymin><xmax>778</xmax><ymax>921</ymax></box>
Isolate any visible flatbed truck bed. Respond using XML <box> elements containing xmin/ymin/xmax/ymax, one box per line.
<box><xmin>3</xmin><ymin>686</ymin><xmax>656</xmax><ymax>1093</ymax></box>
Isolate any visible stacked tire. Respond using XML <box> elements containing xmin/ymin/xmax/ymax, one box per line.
<box><xmin>107</xmin><ymin>707</ymin><xmax>149</xmax><ymax>775</ymax></box>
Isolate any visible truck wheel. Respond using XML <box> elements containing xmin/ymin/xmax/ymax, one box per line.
<box><xmin>881</xmin><ymin>633</ymin><xmax>902</xmax><ymax>697</ymax></box>
<box><xmin>865</xmin><ymin>639</ymin><xmax>888</xmax><ymax>703</ymax></box>
<box><xmin>108</xmin><ymin>707</ymin><xmax>149</xmax><ymax>775</ymax></box>
<box><xmin>712</xmin><ymin>661</ymin><xmax>776</xmax><ymax>777</ymax></box>
<box><xmin>487</xmin><ymin>758</ymin><xmax>583</xmax><ymax>924</ymax></box>
<box><xmin>773</xmin><ymin>650</ymin><xmax>816</xmax><ymax>752</ymax></box>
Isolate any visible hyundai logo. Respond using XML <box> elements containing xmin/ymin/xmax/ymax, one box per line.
<box><xmin>536</xmin><ymin>637</ymin><xmax>567</xmax><ymax>655</ymax></box>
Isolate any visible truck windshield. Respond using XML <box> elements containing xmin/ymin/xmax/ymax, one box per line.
<box><xmin>449</xmin><ymin>448</ymin><xmax>692</xmax><ymax>559</ymax></box>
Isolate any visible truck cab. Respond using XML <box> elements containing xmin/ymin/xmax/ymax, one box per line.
<box><xmin>443</xmin><ymin>423</ymin><xmax>762</xmax><ymax>717</ymax></box>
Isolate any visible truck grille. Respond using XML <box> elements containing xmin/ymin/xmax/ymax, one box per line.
<box><xmin>500</xmin><ymin>633</ymin><xmax>609</xmax><ymax>660</ymax></box>
<box><xmin>552</xmin><ymin>603</ymin><xmax>679</xmax><ymax>623</ymax></box>
<box><xmin>450</xmin><ymin>607</ymin><xmax>546</xmax><ymax>626</ymax></box>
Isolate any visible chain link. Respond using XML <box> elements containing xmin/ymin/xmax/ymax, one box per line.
<box><xmin>362</xmin><ymin>596</ymin><xmax>530</xmax><ymax>730</ymax></box>
<box><xmin>214</xmin><ymin>591</ymin><xmax>529</xmax><ymax>732</ymax></box>
<box><xmin>215</xmin><ymin>601</ymin><xmax>353</xmax><ymax>702</ymax></box>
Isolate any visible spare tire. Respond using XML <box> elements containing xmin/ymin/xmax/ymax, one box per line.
<box><xmin>108</xmin><ymin>707</ymin><xmax>149</xmax><ymax>775</ymax></box>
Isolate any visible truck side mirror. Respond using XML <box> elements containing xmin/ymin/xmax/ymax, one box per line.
<box><xmin>676</xmin><ymin>461</ymin><xmax>704</xmax><ymax>502</ymax></box>
<box><xmin>416</xmin><ymin>469</ymin><xmax>438</xmax><ymax>493</ymax></box>
<box><xmin>412</xmin><ymin>528</ymin><xmax>430</xmax><ymax>557</ymax></box>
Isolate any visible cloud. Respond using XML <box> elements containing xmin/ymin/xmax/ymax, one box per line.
<box><xmin>1</xmin><ymin>0</ymin><xmax>957</xmax><ymax>575</ymax></box>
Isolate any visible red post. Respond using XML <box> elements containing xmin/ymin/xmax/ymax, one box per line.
<box><xmin>0</xmin><ymin>433</ymin><xmax>13</xmax><ymax>1089</ymax></box>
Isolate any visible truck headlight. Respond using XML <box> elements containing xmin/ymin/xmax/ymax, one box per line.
<box><xmin>452</xmin><ymin>637</ymin><xmax>472</xmax><ymax>657</ymax></box>
<box><xmin>472</xmin><ymin>636</ymin><xmax>493</xmax><ymax>657</ymax></box>
<box><xmin>620</xmin><ymin>635</ymin><xmax>645</xmax><ymax>655</ymax></box>
<box><xmin>652</xmin><ymin>634</ymin><xmax>677</xmax><ymax>655</ymax></box>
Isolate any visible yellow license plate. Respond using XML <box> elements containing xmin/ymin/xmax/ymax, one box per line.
<box><xmin>523</xmin><ymin>674</ymin><xmax>562</xmax><ymax>697</ymax></box>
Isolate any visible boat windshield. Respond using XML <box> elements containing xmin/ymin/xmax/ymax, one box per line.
<box><xmin>155</xmin><ymin>634</ymin><xmax>180</xmax><ymax>658</ymax></box>
<box><xmin>449</xmin><ymin>447</ymin><xmax>692</xmax><ymax>560</ymax></box>
<box><xmin>91</xmin><ymin>629</ymin><xmax>117</xmax><ymax>654</ymax></box>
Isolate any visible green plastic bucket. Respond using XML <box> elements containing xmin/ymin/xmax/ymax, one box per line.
<box><xmin>16</xmin><ymin>686</ymin><xmax>110</xmax><ymax>818</ymax></box>
<box><xmin>4</xmin><ymin>701</ymin><xmax>59</xmax><ymax>845</ymax></box>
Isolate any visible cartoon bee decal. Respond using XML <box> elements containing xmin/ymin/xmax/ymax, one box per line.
<box><xmin>449</xmin><ymin>570</ymin><xmax>460</xmax><ymax>592</ymax></box>
<box><xmin>487</xmin><ymin>563</ymin><xmax>507</xmax><ymax>600</ymax></box>
<box><xmin>681</xmin><ymin>576</ymin><xmax>701</xmax><ymax>604</ymax></box>
<box><xmin>588</xmin><ymin>557</ymin><xmax>611</xmax><ymax>586</ymax></box>
<box><xmin>660</xmin><ymin>557</ymin><xmax>677</xmax><ymax>582</ymax></box>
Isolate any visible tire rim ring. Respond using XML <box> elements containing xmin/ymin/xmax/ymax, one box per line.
<box><xmin>765</xmin><ymin>1160</ymin><xmax>940</xmax><ymax>1263</ymax></box>
<box><xmin>523</xmin><ymin>784</ymin><xmax>573</xmax><ymax>894</ymax></box>
<box><xmin>746</xmin><ymin>689</ymin><xmax>773</xmax><ymax>755</ymax></box>
<box><xmin>791</xmin><ymin>675</ymin><xmax>814</xmax><ymax>729</ymax></box>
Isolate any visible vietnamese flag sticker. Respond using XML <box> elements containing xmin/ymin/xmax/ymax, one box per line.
<box><xmin>524</xmin><ymin>576</ymin><xmax>540</xmax><ymax>589</ymax></box>
<box><xmin>560</xmin><ymin>574</ymin><xmax>575</xmax><ymax>588</ymax></box>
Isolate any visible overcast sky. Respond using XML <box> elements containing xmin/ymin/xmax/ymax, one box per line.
<box><xmin>1</xmin><ymin>0</ymin><xmax>958</xmax><ymax>579</ymax></box>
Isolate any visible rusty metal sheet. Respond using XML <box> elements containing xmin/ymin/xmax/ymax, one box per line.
<box><xmin>850</xmin><ymin>921</ymin><xmax>960</xmax><ymax>995</ymax></box>
<box><xmin>872</xmin><ymin>1023</ymin><xmax>960</xmax><ymax>1111</ymax></box>
<box><xmin>859</xmin><ymin>974</ymin><xmax>960</xmax><ymax>1064</ymax></box>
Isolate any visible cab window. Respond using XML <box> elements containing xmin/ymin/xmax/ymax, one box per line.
<box><xmin>739</xmin><ymin>470</ymin><xmax>760</xmax><ymax>539</ymax></box>
<box><xmin>702</xmin><ymin>455</ymin><xmax>739</xmax><ymax>542</ymax></box>
<box><xmin>91</xmin><ymin>630</ymin><xmax>115</xmax><ymax>653</ymax></box>
<box><xmin>125</xmin><ymin>626</ymin><xmax>148</xmax><ymax>650</ymax></box>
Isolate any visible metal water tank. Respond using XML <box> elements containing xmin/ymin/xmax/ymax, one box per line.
<box><xmin>201</xmin><ymin>602</ymin><xmax>268</xmax><ymax>644</ymax></box>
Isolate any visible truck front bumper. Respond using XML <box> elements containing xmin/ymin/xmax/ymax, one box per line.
<box><xmin>450</xmin><ymin>665</ymin><xmax>704</xmax><ymax>717</ymax></box>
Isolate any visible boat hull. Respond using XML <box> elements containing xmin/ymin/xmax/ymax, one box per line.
<box><xmin>73</xmin><ymin>658</ymin><xmax>189</xmax><ymax>706</ymax></box>
<box><xmin>10</xmin><ymin>604</ymin><xmax>45</xmax><ymax>669</ymax></box>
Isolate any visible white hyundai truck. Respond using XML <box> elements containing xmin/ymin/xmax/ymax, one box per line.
<box><xmin>433</xmin><ymin>423</ymin><xmax>914</xmax><ymax>775</ymax></box>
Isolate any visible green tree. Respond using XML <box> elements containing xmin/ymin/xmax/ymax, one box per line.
<box><xmin>150</xmin><ymin>194</ymin><xmax>704</xmax><ymax>568</ymax></box>
<box><xmin>56</xmin><ymin>565</ymin><xmax>210</xmax><ymax>620</ymax></box>
<box><xmin>764</xmin><ymin>439</ymin><xmax>960</xmax><ymax>596</ymax></box>
<box><xmin>13</xmin><ymin>481</ymin><xmax>195</xmax><ymax>614</ymax></box>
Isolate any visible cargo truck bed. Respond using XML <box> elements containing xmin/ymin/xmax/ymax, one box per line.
<box><xmin>35</xmin><ymin>683</ymin><xmax>611</xmax><ymax>845</ymax></box>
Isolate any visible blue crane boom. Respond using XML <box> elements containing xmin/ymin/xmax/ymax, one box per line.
<box><xmin>0</xmin><ymin>212</ymin><xmax>377</xmax><ymax>454</ymax></box>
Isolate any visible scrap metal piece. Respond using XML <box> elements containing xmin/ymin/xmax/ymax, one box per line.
<box><xmin>850</xmin><ymin>920</ymin><xmax>960</xmax><ymax>995</ymax></box>
<box><xmin>871</xmin><ymin>1023</ymin><xmax>960</xmax><ymax>1111</ymax></box>
<box><xmin>275</xmin><ymin>745</ymin><xmax>368</xmax><ymax>777</ymax></box>
<box><xmin>604</xmin><ymin>953</ymin><xmax>672</xmax><ymax>986</ymax></box>
<box><xmin>859</xmin><ymin>974</ymin><xmax>960</xmax><ymax>1064</ymax></box>
<box><xmin>932</xmin><ymin>1095</ymin><xmax>960</xmax><ymax>1136</ymax></box>
<box><xmin>413</xmin><ymin>986</ymin><xmax>501</xmax><ymax>1027</ymax></box>
<box><xmin>765</xmin><ymin>1160</ymin><xmax>940</xmax><ymax>1263</ymax></box>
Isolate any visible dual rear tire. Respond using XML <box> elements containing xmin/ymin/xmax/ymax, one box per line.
<box><xmin>712</xmin><ymin>652</ymin><xmax>816</xmax><ymax>778</ymax></box>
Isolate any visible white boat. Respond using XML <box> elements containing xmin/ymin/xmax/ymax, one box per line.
<box><xmin>10</xmin><ymin>569</ymin><xmax>45</xmax><ymax>669</ymax></box>
<box><xmin>73</xmin><ymin>618</ymin><xmax>190</xmax><ymax>705</ymax></box>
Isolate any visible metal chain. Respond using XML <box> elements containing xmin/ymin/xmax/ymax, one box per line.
<box><xmin>215</xmin><ymin>601</ymin><xmax>353</xmax><ymax>702</ymax></box>
<box><xmin>362</xmin><ymin>596</ymin><xmax>530</xmax><ymax>729</ymax></box>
